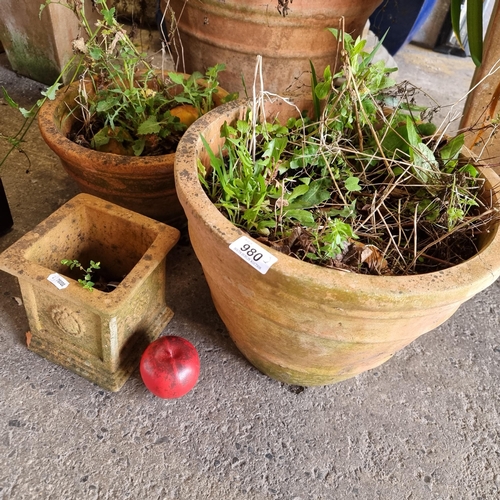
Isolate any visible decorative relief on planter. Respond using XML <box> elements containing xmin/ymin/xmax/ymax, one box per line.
<box><xmin>51</xmin><ymin>306</ymin><xmax>85</xmax><ymax>338</ymax></box>
<box><xmin>33</xmin><ymin>288</ymin><xmax>103</xmax><ymax>360</ymax></box>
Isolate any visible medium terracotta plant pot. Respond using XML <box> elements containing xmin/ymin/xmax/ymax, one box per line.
<box><xmin>38</xmin><ymin>76</ymin><xmax>228</xmax><ymax>228</ymax></box>
<box><xmin>174</xmin><ymin>98</ymin><xmax>500</xmax><ymax>386</ymax></box>
<box><xmin>163</xmin><ymin>0</ymin><xmax>383</xmax><ymax>94</ymax></box>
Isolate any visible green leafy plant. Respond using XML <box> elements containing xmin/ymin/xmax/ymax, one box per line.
<box><xmin>1</xmin><ymin>0</ymin><xmax>233</xmax><ymax>167</ymax></box>
<box><xmin>201</xmin><ymin>29</ymin><xmax>500</xmax><ymax>276</ymax></box>
<box><xmin>50</xmin><ymin>0</ymin><xmax>233</xmax><ymax>156</ymax></box>
<box><xmin>61</xmin><ymin>259</ymin><xmax>101</xmax><ymax>291</ymax></box>
<box><xmin>0</xmin><ymin>63</ymin><xmax>68</xmax><ymax>172</ymax></box>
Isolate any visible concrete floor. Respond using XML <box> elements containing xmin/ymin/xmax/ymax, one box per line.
<box><xmin>1</xmin><ymin>41</ymin><xmax>499</xmax><ymax>500</ymax></box>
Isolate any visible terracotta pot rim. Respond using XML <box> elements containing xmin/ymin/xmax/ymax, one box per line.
<box><xmin>174</xmin><ymin>98</ymin><xmax>500</xmax><ymax>294</ymax></box>
<box><xmin>167</xmin><ymin>0</ymin><xmax>381</xmax><ymax>22</ymax></box>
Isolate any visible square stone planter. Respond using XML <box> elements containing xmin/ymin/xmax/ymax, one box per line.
<box><xmin>0</xmin><ymin>194</ymin><xmax>180</xmax><ymax>391</ymax></box>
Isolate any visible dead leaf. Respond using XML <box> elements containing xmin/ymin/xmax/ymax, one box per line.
<box><xmin>342</xmin><ymin>240</ymin><xmax>392</xmax><ymax>275</ymax></box>
<box><xmin>72</xmin><ymin>37</ymin><xmax>87</xmax><ymax>54</ymax></box>
<box><xmin>275</xmin><ymin>197</ymin><xmax>289</xmax><ymax>210</ymax></box>
<box><xmin>360</xmin><ymin>244</ymin><xmax>391</xmax><ymax>274</ymax></box>
<box><xmin>25</xmin><ymin>331</ymin><xmax>32</xmax><ymax>348</ymax></box>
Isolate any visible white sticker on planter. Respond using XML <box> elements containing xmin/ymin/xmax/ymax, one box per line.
<box><xmin>47</xmin><ymin>273</ymin><xmax>70</xmax><ymax>290</ymax></box>
<box><xmin>229</xmin><ymin>236</ymin><xmax>278</xmax><ymax>275</ymax></box>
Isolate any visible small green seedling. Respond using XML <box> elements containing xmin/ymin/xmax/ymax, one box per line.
<box><xmin>61</xmin><ymin>259</ymin><xmax>101</xmax><ymax>291</ymax></box>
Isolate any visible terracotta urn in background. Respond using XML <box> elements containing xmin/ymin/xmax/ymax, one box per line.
<box><xmin>161</xmin><ymin>0</ymin><xmax>383</xmax><ymax>95</ymax></box>
<box><xmin>174</xmin><ymin>98</ymin><xmax>500</xmax><ymax>387</ymax></box>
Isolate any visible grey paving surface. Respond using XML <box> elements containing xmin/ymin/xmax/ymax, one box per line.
<box><xmin>1</xmin><ymin>43</ymin><xmax>499</xmax><ymax>500</ymax></box>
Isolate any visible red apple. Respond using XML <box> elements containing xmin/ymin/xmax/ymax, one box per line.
<box><xmin>140</xmin><ymin>336</ymin><xmax>200</xmax><ymax>398</ymax></box>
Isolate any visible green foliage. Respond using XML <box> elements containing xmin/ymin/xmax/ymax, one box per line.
<box><xmin>64</xmin><ymin>0</ymin><xmax>228</xmax><ymax>156</ymax></box>
<box><xmin>1</xmin><ymin>0</ymin><xmax>231</xmax><ymax>169</ymax></box>
<box><xmin>307</xmin><ymin>219</ymin><xmax>358</xmax><ymax>261</ymax></box>
<box><xmin>450</xmin><ymin>0</ymin><xmax>483</xmax><ymax>66</ymax></box>
<box><xmin>201</xmin><ymin>30</ymin><xmax>498</xmax><ymax>275</ymax></box>
<box><xmin>61</xmin><ymin>259</ymin><xmax>101</xmax><ymax>291</ymax></box>
<box><xmin>1</xmin><ymin>75</ymin><xmax>66</xmax><ymax>172</ymax></box>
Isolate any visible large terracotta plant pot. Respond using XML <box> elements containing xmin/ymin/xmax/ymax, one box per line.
<box><xmin>0</xmin><ymin>194</ymin><xmax>180</xmax><ymax>391</ymax></box>
<box><xmin>38</xmin><ymin>77</ymin><xmax>228</xmax><ymax>228</ymax></box>
<box><xmin>163</xmin><ymin>0</ymin><xmax>383</xmax><ymax>95</ymax></box>
<box><xmin>174</xmin><ymin>98</ymin><xmax>500</xmax><ymax>386</ymax></box>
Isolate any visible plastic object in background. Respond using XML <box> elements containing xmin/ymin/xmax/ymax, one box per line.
<box><xmin>370</xmin><ymin>0</ymin><xmax>437</xmax><ymax>55</ymax></box>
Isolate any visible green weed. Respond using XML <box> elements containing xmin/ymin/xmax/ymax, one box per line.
<box><xmin>200</xmin><ymin>30</ymin><xmax>499</xmax><ymax>275</ymax></box>
<box><xmin>61</xmin><ymin>259</ymin><xmax>101</xmax><ymax>291</ymax></box>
